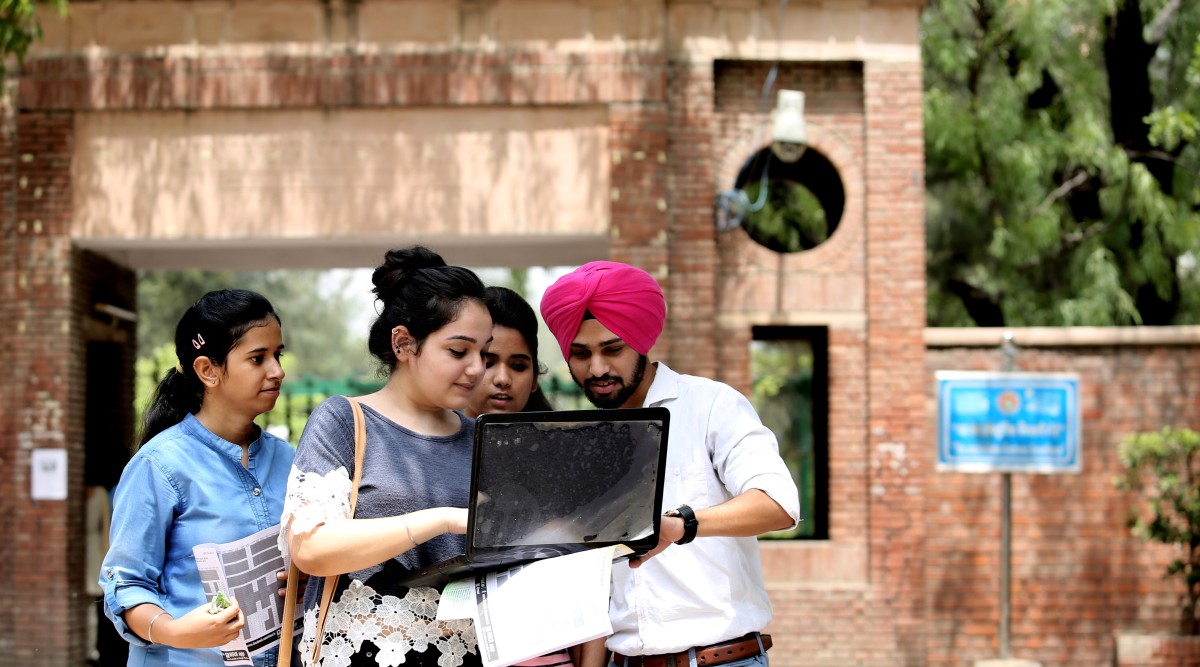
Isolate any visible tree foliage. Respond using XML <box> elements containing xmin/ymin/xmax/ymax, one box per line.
<box><xmin>924</xmin><ymin>0</ymin><xmax>1200</xmax><ymax>326</ymax></box>
<box><xmin>0</xmin><ymin>0</ymin><xmax>67</xmax><ymax>79</ymax></box>
<box><xmin>137</xmin><ymin>270</ymin><xmax>374</xmax><ymax>382</ymax></box>
<box><xmin>1117</xmin><ymin>427</ymin><xmax>1200</xmax><ymax>634</ymax></box>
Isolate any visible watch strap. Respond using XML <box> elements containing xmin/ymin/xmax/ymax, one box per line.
<box><xmin>667</xmin><ymin>504</ymin><xmax>698</xmax><ymax>545</ymax></box>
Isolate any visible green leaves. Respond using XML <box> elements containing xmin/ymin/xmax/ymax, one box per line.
<box><xmin>208</xmin><ymin>591</ymin><xmax>231</xmax><ymax>614</ymax></box>
<box><xmin>1116</xmin><ymin>427</ymin><xmax>1200</xmax><ymax>630</ymax></box>
<box><xmin>924</xmin><ymin>0</ymin><xmax>1200</xmax><ymax>326</ymax></box>
<box><xmin>0</xmin><ymin>1</ymin><xmax>68</xmax><ymax>80</ymax></box>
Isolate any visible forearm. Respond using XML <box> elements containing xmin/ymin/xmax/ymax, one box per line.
<box><xmin>575</xmin><ymin>637</ymin><xmax>609</xmax><ymax>667</ymax></box>
<box><xmin>124</xmin><ymin>603</ymin><xmax>169</xmax><ymax>645</ymax></box>
<box><xmin>693</xmin><ymin>489</ymin><xmax>793</xmax><ymax>537</ymax></box>
<box><xmin>288</xmin><ymin>507</ymin><xmax>455</xmax><ymax>576</ymax></box>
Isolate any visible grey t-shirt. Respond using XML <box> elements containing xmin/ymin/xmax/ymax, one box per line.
<box><xmin>292</xmin><ymin>396</ymin><xmax>474</xmax><ymax>606</ymax></box>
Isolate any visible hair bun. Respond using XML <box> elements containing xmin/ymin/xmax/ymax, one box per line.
<box><xmin>372</xmin><ymin>246</ymin><xmax>448</xmax><ymax>302</ymax></box>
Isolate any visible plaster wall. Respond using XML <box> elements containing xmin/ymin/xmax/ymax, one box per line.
<box><xmin>72</xmin><ymin>107</ymin><xmax>611</xmax><ymax>265</ymax></box>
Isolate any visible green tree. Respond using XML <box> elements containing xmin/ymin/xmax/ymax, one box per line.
<box><xmin>137</xmin><ymin>270</ymin><xmax>374</xmax><ymax>382</ymax></box>
<box><xmin>1117</xmin><ymin>428</ymin><xmax>1200</xmax><ymax>634</ymax></box>
<box><xmin>923</xmin><ymin>0</ymin><xmax>1200</xmax><ymax>326</ymax></box>
<box><xmin>1</xmin><ymin>1</ymin><xmax>68</xmax><ymax>79</ymax></box>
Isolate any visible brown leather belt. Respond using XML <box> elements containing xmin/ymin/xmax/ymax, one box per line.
<box><xmin>613</xmin><ymin>633</ymin><xmax>772</xmax><ymax>667</ymax></box>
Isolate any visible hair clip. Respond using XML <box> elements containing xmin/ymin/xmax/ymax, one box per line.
<box><xmin>192</xmin><ymin>334</ymin><xmax>206</xmax><ymax>350</ymax></box>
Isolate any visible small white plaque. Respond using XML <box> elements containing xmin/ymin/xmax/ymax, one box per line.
<box><xmin>31</xmin><ymin>449</ymin><xmax>68</xmax><ymax>500</ymax></box>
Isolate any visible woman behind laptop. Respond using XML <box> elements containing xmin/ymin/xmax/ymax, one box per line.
<box><xmin>466</xmin><ymin>285</ymin><xmax>606</xmax><ymax>667</ymax></box>
<box><xmin>465</xmin><ymin>286</ymin><xmax>552</xmax><ymax>419</ymax></box>
<box><xmin>281</xmin><ymin>246</ymin><xmax>491</xmax><ymax>667</ymax></box>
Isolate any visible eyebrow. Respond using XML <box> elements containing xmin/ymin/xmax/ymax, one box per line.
<box><xmin>570</xmin><ymin>337</ymin><xmax>624</xmax><ymax>349</ymax></box>
<box><xmin>246</xmin><ymin>344</ymin><xmax>285</xmax><ymax>354</ymax></box>
<box><xmin>445</xmin><ymin>335</ymin><xmax>489</xmax><ymax>344</ymax></box>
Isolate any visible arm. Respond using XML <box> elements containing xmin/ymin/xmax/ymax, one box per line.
<box><xmin>123</xmin><ymin>600</ymin><xmax>245</xmax><ymax>649</ymax></box>
<box><xmin>287</xmin><ymin>506</ymin><xmax>467</xmax><ymax>577</ymax></box>
<box><xmin>574</xmin><ymin>637</ymin><xmax>610</xmax><ymax>667</ymax></box>
<box><xmin>281</xmin><ymin>399</ymin><xmax>467</xmax><ymax>576</ymax></box>
<box><xmin>692</xmin><ymin>487</ymin><xmax>794</xmax><ymax>536</ymax></box>
<box><xmin>631</xmin><ymin>386</ymin><xmax>800</xmax><ymax>567</ymax></box>
<box><xmin>629</xmin><ymin>489</ymin><xmax>791</xmax><ymax>568</ymax></box>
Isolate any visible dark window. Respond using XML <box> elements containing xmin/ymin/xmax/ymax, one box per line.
<box><xmin>751</xmin><ymin>326</ymin><xmax>828</xmax><ymax>539</ymax></box>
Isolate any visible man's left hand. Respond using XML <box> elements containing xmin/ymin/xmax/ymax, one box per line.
<box><xmin>628</xmin><ymin>514</ymin><xmax>684</xmax><ymax>568</ymax></box>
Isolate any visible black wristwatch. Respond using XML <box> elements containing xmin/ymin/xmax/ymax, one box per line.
<box><xmin>664</xmin><ymin>504</ymin><xmax>699</xmax><ymax>545</ymax></box>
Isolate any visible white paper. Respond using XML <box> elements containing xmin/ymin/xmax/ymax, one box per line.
<box><xmin>193</xmin><ymin>524</ymin><xmax>302</xmax><ymax>666</ymax></box>
<box><xmin>31</xmin><ymin>449</ymin><xmax>68</xmax><ymax>500</ymax></box>
<box><xmin>466</xmin><ymin>545</ymin><xmax>631</xmax><ymax>667</ymax></box>
<box><xmin>436</xmin><ymin>579</ymin><xmax>477</xmax><ymax>621</ymax></box>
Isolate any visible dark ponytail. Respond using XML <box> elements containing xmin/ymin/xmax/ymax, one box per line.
<box><xmin>368</xmin><ymin>246</ymin><xmax>487</xmax><ymax>371</ymax></box>
<box><xmin>482</xmin><ymin>286</ymin><xmax>554</xmax><ymax>412</ymax></box>
<box><xmin>139</xmin><ymin>289</ymin><xmax>281</xmax><ymax>447</ymax></box>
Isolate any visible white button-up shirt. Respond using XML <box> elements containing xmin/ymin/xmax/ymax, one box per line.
<box><xmin>608</xmin><ymin>362</ymin><xmax>802</xmax><ymax>655</ymax></box>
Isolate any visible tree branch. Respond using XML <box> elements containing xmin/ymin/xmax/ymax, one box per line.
<box><xmin>1125</xmin><ymin>148</ymin><xmax>1185</xmax><ymax>164</ymax></box>
<box><xmin>1146</xmin><ymin>0</ymin><xmax>1182</xmax><ymax>48</ymax></box>
<box><xmin>1034</xmin><ymin>170</ymin><xmax>1089</xmax><ymax>214</ymax></box>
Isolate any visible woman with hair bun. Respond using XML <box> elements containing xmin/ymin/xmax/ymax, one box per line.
<box><xmin>101</xmin><ymin>289</ymin><xmax>293</xmax><ymax>666</ymax></box>
<box><xmin>281</xmin><ymin>246</ymin><xmax>490</xmax><ymax>667</ymax></box>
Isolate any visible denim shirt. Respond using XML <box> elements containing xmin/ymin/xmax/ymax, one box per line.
<box><xmin>100</xmin><ymin>414</ymin><xmax>295</xmax><ymax>666</ymax></box>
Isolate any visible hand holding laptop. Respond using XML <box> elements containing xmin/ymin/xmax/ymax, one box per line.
<box><xmin>445</xmin><ymin>508</ymin><xmax>469</xmax><ymax>535</ymax></box>
<box><xmin>628</xmin><ymin>516</ymin><xmax>684</xmax><ymax>569</ymax></box>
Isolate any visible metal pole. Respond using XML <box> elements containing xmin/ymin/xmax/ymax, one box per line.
<box><xmin>999</xmin><ymin>331</ymin><xmax>1016</xmax><ymax>659</ymax></box>
<box><xmin>1000</xmin><ymin>471</ymin><xmax>1011</xmax><ymax>658</ymax></box>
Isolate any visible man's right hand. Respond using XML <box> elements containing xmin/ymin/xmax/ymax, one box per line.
<box><xmin>160</xmin><ymin>598</ymin><xmax>245</xmax><ymax>648</ymax></box>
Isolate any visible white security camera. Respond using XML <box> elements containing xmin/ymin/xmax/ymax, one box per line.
<box><xmin>770</xmin><ymin>89</ymin><xmax>807</xmax><ymax>163</ymax></box>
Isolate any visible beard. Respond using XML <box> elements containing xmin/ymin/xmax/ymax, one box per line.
<box><xmin>579</xmin><ymin>354</ymin><xmax>648</xmax><ymax>409</ymax></box>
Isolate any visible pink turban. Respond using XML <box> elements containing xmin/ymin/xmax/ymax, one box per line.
<box><xmin>540</xmin><ymin>261</ymin><xmax>666</xmax><ymax>360</ymax></box>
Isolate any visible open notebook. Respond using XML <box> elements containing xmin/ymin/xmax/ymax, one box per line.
<box><xmin>401</xmin><ymin>407</ymin><xmax>670</xmax><ymax>589</ymax></box>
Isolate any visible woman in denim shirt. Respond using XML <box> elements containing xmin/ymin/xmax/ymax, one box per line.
<box><xmin>101</xmin><ymin>289</ymin><xmax>296</xmax><ymax>666</ymax></box>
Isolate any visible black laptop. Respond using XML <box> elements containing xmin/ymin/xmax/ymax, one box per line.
<box><xmin>401</xmin><ymin>407</ymin><xmax>671</xmax><ymax>589</ymax></box>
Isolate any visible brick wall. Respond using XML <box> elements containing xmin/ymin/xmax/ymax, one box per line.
<box><xmin>4</xmin><ymin>3</ymin><xmax>933</xmax><ymax>665</ymax></box>
<box><xmin>665</xmin><ymin>59</ymin><xmax>718</xmax><ymax>379</ymax></box>
<box><xmin>0</xmin><ymin>110</ymin><xmax>82</xmax><ymax>664</ymax></box>
<box><xmin>926</xmin><ymin>338</ymin><xmax>1200</xmax><ymax>666</ymax></box>
<box><xmin>863</xmin><ymin>59</ymin><xmax>929</xmax><ymax>666</ymax></box>
<box><xmin>704</xmin><ymin>56</ymin><xmax>930</xmax><ymax>666</ymax></box>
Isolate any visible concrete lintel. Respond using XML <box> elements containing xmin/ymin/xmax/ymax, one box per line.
<box><xmin>75</xmin><ymin>234</ymin><xmax>610</xmax><ymax>271</ymax></box>
<box><xmin>925</xmin><ymin>326</ymin><xmax>1200</xmax><ymax>348</ymax></box>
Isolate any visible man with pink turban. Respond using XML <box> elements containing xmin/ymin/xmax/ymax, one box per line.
<box><xmin>540</xmin><ymin>261</ymin><xmax>799</xmax><ymax>667</ymax></box>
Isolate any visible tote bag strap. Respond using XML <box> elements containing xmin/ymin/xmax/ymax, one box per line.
<box><xmin>278</xmin><ymin>396</ymin><xmax>367</xmax><ymax>667</ymax></box>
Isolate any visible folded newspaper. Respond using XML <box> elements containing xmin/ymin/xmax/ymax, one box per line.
<box><xmin>193</xmin><ymin>524</ymin><xmax>303</xmax><ymax>666</ymax></box>
<box><xmin>437</xmin><ymin>544</ymin><xmax>631</xmax><ymax>667</ymax></box>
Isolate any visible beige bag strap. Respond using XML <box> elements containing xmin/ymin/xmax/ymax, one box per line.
<box><xmin>278</xmin><ymin>396</ymin><xmax>368</xmax><ymax>667</ymax></box>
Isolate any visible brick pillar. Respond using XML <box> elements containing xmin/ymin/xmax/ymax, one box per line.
<box><xmin>608</xmin><ymin>99</ymin><xmax>670</xmax><ymax>291</ymax></box>
<box><xmin>664</xmin><ymin>59</ymin><xmax>717</xmax><ymax>378</ymax></box>
<box><xmin>0</xmin><ymin>110</ymin><xmax>85</xmax><ymax>665</ymax></box>
<box><xmin>0</xmin><ymin>78</ymin><xmax>15</xmax><ymax>662</ymax></box>
<box><xmin>864</xmin><ymin>59</ymin><xmax>928</xmax><ymax>665</ymax></box>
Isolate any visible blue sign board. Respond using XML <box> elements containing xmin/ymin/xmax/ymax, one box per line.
<box><xmin>936</xmin><ymin>371</ymin><xmax>1081</xmax><ymax>474</ymax></box>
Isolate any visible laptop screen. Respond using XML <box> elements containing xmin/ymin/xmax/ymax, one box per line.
<box><xmin>469</xmin><ymin>408</ymin><xmax>669</xmax><ymax>551</ymax></box>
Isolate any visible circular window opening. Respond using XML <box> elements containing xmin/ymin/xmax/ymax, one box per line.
<box><xmin>734</xmin><ymin>146</ymin><xmax>845</xmax><ymax>253</ymax></box>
